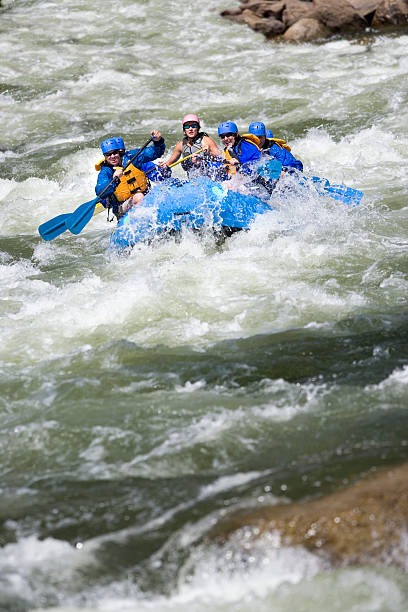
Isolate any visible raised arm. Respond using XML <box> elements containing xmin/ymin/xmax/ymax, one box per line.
<box><xmin>202</xmin><ymin>135</ymin><xmax>219</xmax><ymax>157</ymax></box>
<box><xmin>159</xmin><ymin>140</ymin><xmax>183</xmax><ymax>168</ymax></box>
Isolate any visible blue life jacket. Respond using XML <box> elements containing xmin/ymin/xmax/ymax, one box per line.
<box><xmin>264</xmin><ymin>139</ymin><xmax>303</xmax><ymax>172</ymax></box>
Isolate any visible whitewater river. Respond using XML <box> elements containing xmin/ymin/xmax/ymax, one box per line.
<box><xmin>1</xmin><ymin>0</ymin><xmax>408</xmax><ymax>610</ymax></box>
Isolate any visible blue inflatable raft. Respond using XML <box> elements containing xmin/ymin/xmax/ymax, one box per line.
<box><xmin>109</xmin><ymin>177</ymin><xmax>274</xmax><ymax>250</ymax></box>
<box><xmin>108</xmin><ymin>158</ymin><xmax>363</xmax><ymax>250</ymax></box>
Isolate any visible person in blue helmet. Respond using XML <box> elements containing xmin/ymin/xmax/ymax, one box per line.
<box><xmin>95</xmin><ymin>130</ymin><xmax>165</xmax><ymax>218</ymax></box>
<box><xmin>218</xmin><ymin>121</ymin><xmax>262</xmax><ymax>178</ymax></box>
<box><xmin>248</xmin><ymin>121</ymin><xmax>303</xmax><ymax>172</ymax></box>
<box><xmin>217</xmin><ymin>121</ymin><xmax>278</xmax><ymax>198</ymax></box>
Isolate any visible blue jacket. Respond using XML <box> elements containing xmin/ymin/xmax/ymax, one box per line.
<box><xmin>233</xmin><ymin>138</ymin><xmax>262</xmax><ymax>167</ymax></box>
<box><xmin>95</xmin><ymin>138</ymin><xmax>165</xmax><ymax>198</ymax></box>
<box><xmin>263</xmin><ymin>139</ymin><xmax>303</xmax><ymax>172</ymax></box>
<box><xmin>141</xmin><ymin>161</ymin><xmax>172</xmax><ymax>182</ymax></box>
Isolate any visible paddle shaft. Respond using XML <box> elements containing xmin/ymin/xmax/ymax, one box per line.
<box><xmin>145</xmin><ymin>149</ymin><xmax>205</xmax><ymax>176</ymax></box>
<box><xmin>165</xmin><ymin>150</ymin><xmax>280</xmax><ymax>193</ymax></box>
<box><xmin>167</xmin><ymin>148</ymin><xmax>204</xmax><ymax>169</ymax></box>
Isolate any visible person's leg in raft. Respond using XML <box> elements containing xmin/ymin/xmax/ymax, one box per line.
<box><xmin>119</xmin><ymin>192</ymin><xmax>145</xmax><ymax>216</ymax></box>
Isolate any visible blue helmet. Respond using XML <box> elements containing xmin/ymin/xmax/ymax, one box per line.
<box><xmin>248</xmin><ymin>121</ymin><xmax>266</xmax><ymax>136</ymax></box>
<box><xmin>218</xmin><ymin>121</ymin><xmax>238</xmax><ymax>136</ymax></box>
<box><xmin>101</xmin><ymin>137</ymin><xmax>125</xmax><ymax>154</ymax></box>
<box><xmin>266</xmin><ymin>129</ymin><xmax>274</xmax><ymax>138</ymax></box>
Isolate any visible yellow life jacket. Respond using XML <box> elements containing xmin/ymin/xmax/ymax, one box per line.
<box><xmin>267</xmin><ymin>137</ymin><xmax>291</xmax><ymax>152</ymax></box>
<box><xmin>95</xmin><ymin>160</ymin><xmax>149</xmax><ymax>202</ymax></box>
<box><xmin>221</xmin><ymin>135</ymin><xmax>261</xmax><ymax>176</ymax></box>
<box><xmin>220</xmin><ymin>147</ymin><xmax>238</xmax><ymax>175</ymax></box>
<box><xmin>240</xmin><ymin>133</ymin><xmax>261</xmax><ymax>148</ymax></box>
<box><xmin>240</xmin><ymin>133</ymin><xmax>291</xmax><ymax>152</ymax></box>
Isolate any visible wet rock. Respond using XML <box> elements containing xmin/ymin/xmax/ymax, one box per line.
<box><xmin>209</xmin><ymin>463</ymin><xmax>408</xmax><ymax>570</ymax></box>
<box><xmin>263</xmin><ymin>16</ymin><xmax>288</xmax><ymax>34</ymax></box>
<box><xmin>243</xmin><ymin>0</ymin><xmax>286</xmax><ymax>18</ymax></box>
<box><xmin>221</xmin><ymin>0</ymin><xmax>408</xmax><ymax>42</ymax></box>
<box><xmin>313</xmin><ymin>0</ymin><xmax>368</xmax><ymax>31</ymax></box>
<box><xmin>371</xmin><ymin>0</ymin><xmax>408</xmax><ymax>27</ymax></box>
<box><xmin>283</xmin><ymin>16</ymin><xmax>332</xmax><ymax>40</ymax></box>
<box><xmin>240</xmin><ymin>9</ymin><xmax>287</xmax><ymax>33</ymax></box>
<box><xmin>282</xmin><ymin>0</ymin><xmax>316</xmax><ymax>27</ymax></box>
<box><xmin>220</xmin><ymin>7</ymin><xmax>244</xmax><ymax>19</ymax></box>
<box><xmin>242</xmin><ymin>8</ymin><xmax>271</xmax><ymax>29</ymax></box>
<box><xmin>348</xmin><ymin>0</ymin><xmax>380</xmax><ymax>20</ymax></box>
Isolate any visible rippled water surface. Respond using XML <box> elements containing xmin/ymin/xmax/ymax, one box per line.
<box><xmin>1</xmin><ymin>0</ymin><xmax>408</xmax><ymax>610</ymax></box>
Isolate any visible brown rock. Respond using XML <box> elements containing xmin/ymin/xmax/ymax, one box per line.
<box><xmin>240</xmin><ymin>8</ymin><xmax>286</xmax><ymax>33</ymax></box>
<box><xmin>220</xmin><ymin>7</ymin><xmax>244</xmax><ymax>19</ymax></box>
<box><xmin>283</xmin><ymin>16</ymin><xmax>332</xmax><ymax>40</ymax></box>
<box><xmin>282</xmin><ymin>0</ymin><xmax>317</xmax><ymax>27</ymax></box>
<box><xmin>348</xmin><ymin>0</ymin><xmax>380</xmax><ymax>19</ymax></box>
<box><xmin>371</xmin><ymin>0</ymin><xmax>408</xmax><ymax>26</ymax></box>
<box><xmin>263</xmin><ymin>16</ymin><xmax>288</xmax><ymax>34</ymax></box>
<box><xmin>209</xmin><ymin>463</ymin><xmax>408</xmax><ymax>569</ymax></box>
<box><xmin>242</xmin><ymin>0</ymin><xmax>285</xmax><ymax>19</ymax></box>
<box><xmin>313</xmin><ymin>0</ymin><xmax>368</xmax><ymax>31</ymax></box>
<box><xmin>241</xmin><ymin>8</ymin><xmax>272</xmax><ymax>29</ymax></box>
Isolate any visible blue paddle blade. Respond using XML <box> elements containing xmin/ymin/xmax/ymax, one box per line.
<box><xmin>38</xmin><ymin>213</ymin><xmax>72</xmax><ymax>241</ymax></box>
<box><xmin>310</xmin><ymin>176</ymin><xmax>363</xmax><ymax>206</ymax></box>
<box><xmin>65</xmin><ymin>197</ymin><xmax>99</xmax><ymax>234</ymax></box>
<box><xmin>326</xmin><ymin>184</ymin><xmax>363</xmax><ymax>207</ymax></box>
<box><xmin>310</xmin><ymin>176</ymin><xmax>330</xmax><ymax>189</ymax></box>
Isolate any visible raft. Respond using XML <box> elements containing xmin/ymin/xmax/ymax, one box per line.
<box><xmin>108</xmin><ymin>158</ymin><xmax>362</xmax><ymax>250</ymax></box>
<box><xmin>109</xmin><ymin>177</ymin><xmax>274</xmax><ymax>250</ymax></box>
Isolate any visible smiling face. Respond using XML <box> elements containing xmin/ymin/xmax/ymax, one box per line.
<box><xmin>220</xmin><ymin>132</ymin><xmax>237</xmax><ymax>148</ymax></box>
<box><xmin>104</xmin><ymin>149</ymin><xmax>123</xmax><ymax>166</ymax></box>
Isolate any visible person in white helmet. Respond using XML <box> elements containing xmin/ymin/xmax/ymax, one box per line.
<box><xmin>159</xmin><ymin>114</ymin><xmax>219</xmax><ymax>177</ymax></box>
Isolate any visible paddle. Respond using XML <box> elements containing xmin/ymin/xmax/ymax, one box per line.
<box><xmin>40</xmin><ymin>149</ymin><xmax>206</xmax><ymax>241</ymax></box>
<box><xmin>90</xmin><ymin>149</ymin><xmax>206</xmax><ymax>216</ymax></box>
<box><xmin>166</xmin><ymin>148</ymin><xmax>204</xmax><ymax>169</ymax></box>
<box><xmin>38</xmin><ymin>136</ymin><xmax>154</xmax><ymax>241</ymax></box>
<box><xmin>38</xmin><ymin>213</ymin><xmax>74</xmax><ymax>242</ymax></box>
<box><xmin>68</xmin><ymin>145</ymin><xmax>207</xmax><ymax>233</ymax></box>
<box><xmin>66</xmin><ymin>136</ymin><xmax>154</xmax><ymax>235</ymax></box>
<box><xmin>310</xmin><ymin>176</ymin><xmax>363</xmax><ymax>206</ymax></box>
<box><xmin>325</xmin><ymin>183</ymin><xmax>363</xmax><ymax>207</ymax></box>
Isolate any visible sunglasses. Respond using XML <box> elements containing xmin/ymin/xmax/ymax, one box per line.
<box><xmin>184</xmin><ymin>123</ymin><xmax>199</xmax><ymax>129</ymax></box>
<box><xmin>220</xmin><ymin>133</ymin><xmax>235</xmax><ymax>139</ymax></box>
<box><xmin>105</xmin><ymin>149</ymin><xmax>122</xmax><ymax>157</ymax></box>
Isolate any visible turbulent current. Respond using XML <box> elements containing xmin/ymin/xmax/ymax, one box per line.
<box><xmin>1</xmin><ymin>0</ymin><xmax>408</xmax><ymax>610</ymax></box>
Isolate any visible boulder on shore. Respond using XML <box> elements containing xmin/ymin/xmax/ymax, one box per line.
<box><xmin>283</xmin><ymin>16</ymin><xmax>332</xmax><ymax>40</ymax></box>
<box><xmin>221</xmin><ymin>0</ymin><xmax>408</xmax><ymax>42</ymax></box>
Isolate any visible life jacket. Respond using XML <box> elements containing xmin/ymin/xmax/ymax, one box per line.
<box><xmin>95</xmin><ymin>159</ymin><xmax>150</xmax><ymax>202</ymax></box>
<box><xmin>182</xmin><ymin>132</ymin><xmax>207</xmax><ymax>157</ymax></box>
<box><xmin>221</xmin><ymin>134</ymin><xmax>261</xmax><ymax>176</ymax></box>
<box><xmin>181</xmin><ymin>132</ymin><xmax>208</xmax><ymax>171</ymax></box>
<box><xmin>264</xmin><ymin>137</ymin><xmax>291</xmax><ymax>152</ymax></box>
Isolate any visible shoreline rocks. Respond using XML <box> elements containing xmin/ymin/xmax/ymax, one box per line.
<box><xmin>209</xmin><ymin>462</ymin><xmax>408</xmax><ymax>570</ymax></box>
<box><xmin>221</xmin><ymin>0</ymin><xmax>408</xmax><ymax>42</ymax></box>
